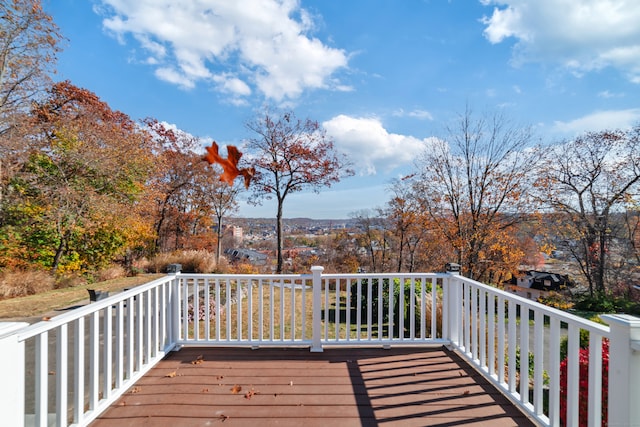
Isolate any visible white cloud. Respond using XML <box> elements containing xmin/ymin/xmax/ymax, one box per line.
<box><xmin>322</xmin><ymin>115</ymin><xmax>428</xmax><ymax>175</ymax></box>
<box><xmin>98</xmin><ymin>0</ymin><xmax>349</xmax><ymax>101</ymax></box>
<box><xmin>552</xmin><ymin>109</ymin><xmax>640</xmax><ymax>135</ymax></box>
<box><xmin>392</xmin><ymin>108</ymin><xmax>434</xmax><ymax>120</ymax></box>
<box><xmin>598</xmin><ymin>90</ymin><xmax>624</xmax><ymax>98</ymax></box>
<box><xmin>212</xmin><ymin>73</ymin><xmax>252</xmax><ymax>96</ymax></box>
<box><xmin>480</xmin><ymin>0</ymin><xmax>640</xmax><ymax>82</ymax></box>
<box><xmin>155</xmin><ymin>67</ymin><xmax>195</xmax><ymax>89</ymax></box>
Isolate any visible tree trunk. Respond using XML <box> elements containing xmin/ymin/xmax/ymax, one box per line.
<box><xmin>216</xmin><ymin>214</ymin><xmax>223</xmax><ymax>267</ymax></box>
<box><xmin>276</xmin><ymin>198</ymin><xmax>284</xmax><ymax>273</ymax></box>
<box><xmin>397</xmin><ymin>229</ymin><xmax>405</xmax><ymax>273</ymax></box>
<box><xmin>51</xmin><ymin>230</ymin><xmax>70</xmax><ymax>273</ymax></box>
<box><xmin>154</xmin><ymin>195</ymin><xmax>170</xmax><ymax>253</ymax></box>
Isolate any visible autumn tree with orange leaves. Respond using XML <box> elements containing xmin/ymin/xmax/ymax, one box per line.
<box><xmin>384</xmin><ymin>177</ymin><xmax>456</xmax><ymax>274</ymax></box>
<box><xmin>0</xmin><ymin>82</ymin><xmax>156</xmax><ymax>273</ymax></box>
<box><xmin>412</xmin><ymin>107</ymin><xmax>539</xmax><ymax>282</ymax></box>
<box><xmin>245</xmin><ymin>110</ymin><xmax>353</xmax><ymax>273</ymax></box>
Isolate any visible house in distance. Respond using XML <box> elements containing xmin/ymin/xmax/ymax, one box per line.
<box><xmin>505</xmin><ymin>270</ymin><xmax>573</xmax><ymax>300</ymax></box>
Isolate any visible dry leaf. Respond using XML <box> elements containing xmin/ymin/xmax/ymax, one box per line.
<box><xmin>42</xmin><ymin>316</ymin><xmax>51</xmax><ymax>321</ymax></box>
<box><xmin>463</xmin><ymin>390</ymin><xmax>470</xmax><ymax>395</ymax></box>
<box><xmin>219</xmin><ymin>414</ymin><xmax>229</xmax><ymax>422</ymax></box>
<box><xmin>165</xmin><ymin>371</ymin><xmax>177</xmax><ymax>378</ymax></box>
<box><xmin>459</xmin><ymin>371</ymin><xmax>464</xmax><ymax>377</ymax></box>
<box><xmin>231</xmin><ymin>384</ymin><xmax>242</xmax><ymax>394</ymax></box>
<box><xmin>201</xmin><ymin>388</ymin><xmax>209</xmax><ymax>393</ymax></box>
<box><xmin>191</xmin><ymin>355</ymin><xmax>204</xmax><ymax>365</ymax></box>
<box><xmin>130</xmin><ymin>387</ymin><xmax>142</xmax><ymax>394</ymax></box>
<box><xmin>244</xmin><ymin>388</ymin><xmax>257</xmax><ymax>399</ymax></box>
<box><xmin>203</xmin><ymin>142</ymin><xmax>255</xmax><ymax>189</ymax></box>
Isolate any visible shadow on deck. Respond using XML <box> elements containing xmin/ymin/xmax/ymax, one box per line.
<box><xmin>91</xmin><ymin>347</ymin><xmax>535</xmax><ymax>427</ymax></box>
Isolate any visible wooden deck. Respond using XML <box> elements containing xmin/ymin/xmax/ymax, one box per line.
<box><xmin>91</xmin><ymin>347</ymin><xmax>536</xmax><ymax>427</ymax></box>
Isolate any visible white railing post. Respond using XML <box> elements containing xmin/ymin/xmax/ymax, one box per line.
<box><xmin>600</xmin><ymin>314</ymin><xmax>640</xmax><ymax>427</ymax></box>
<box><xmin>0</xmin><ymin>322</ymin><xmax>29</xmax><ymax>427</ymax></box>
<box><xmin>168</xmin><ymin>268</ymin><xmax>182</xmax><ymax>348</ymax></box>
<box><xmin>310</xmin><ymin>266</ymin><xmax>324</xmax><ymax>352</ymax></box>
<box><xmin>444</xmin><ymin>263</ymin><xmax>462</xmax><ymax>347</ymax></box>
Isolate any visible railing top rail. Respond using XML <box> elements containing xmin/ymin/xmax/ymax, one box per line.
<box><xmin>319</xmin><ymin>272</ymin><xmax>449</xmax><ymax>279</ymax></box>
<box><xmin>178</xmin><ymin>272</ymin><xmax>449</xmax><ymax>281</ymax></box>
<box><xmin>457</xmin><ymin>275</ymin><xmax>610</xmax><ymax>335</ymax></box>
<box><xmin>177</xmin><ymin>272</ymin><xmax>311</xmax><ymax>280</ymax></box>
<box><xmin>16</xmin><ymin>274</ymin><xmax>176</xmax><ymax>342</ymax></box>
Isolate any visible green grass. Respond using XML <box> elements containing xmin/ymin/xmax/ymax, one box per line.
<box><xmin>186</xmin><ymin>285</ymin><xmax>436</xmax><ymax>341</ymax></box>
<box><xmin>0</xmin><ymin>274</ymin><xmax>163</xmax><ymax>319</ymax></box>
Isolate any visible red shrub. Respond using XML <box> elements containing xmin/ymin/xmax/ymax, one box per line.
<box><xmin>560</xmin><ymin>340</ymin><xmax>609</xmax><ymax>426</ymax></box>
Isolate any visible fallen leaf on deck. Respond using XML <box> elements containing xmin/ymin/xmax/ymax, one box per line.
<box><xmin>165</xmin><ymin>371</ymin><xmax>177</xmax><ymax>378</ymax></box>
<box><xmin>459</xmin><ymin>371</ymin><xmax>464</xmax><ymax>377</ymax></box>
<box><xmin>231</xmin><ymin>384</ymin><xmax>242</xmax><ymax>394</ymax></box>
<box><xmin>191</xmin><ymin>355</ymin><xmax>204</xmax><ymax>365</ymax></box>
<box><xmin>244</xmin><ymin>388</ymin><xmax>257</xmax><ymax>399</ymax></box>
<box><xmin>463</xmin><ymin>390</ymin><xmax>470</xmax><ymax>395</ymax></box>
<box><xmin>219</xmin><ymin>414</ymin><xmax>229</xmax><ymax>422</ymax></box>
<box><xmin>201</xmin><ymin>388</ymin><xmax>209</xmax><ymax>393</ymax></box>
<box><xmin>130</xmin><ymin>387</ymin><xmax>142</xmax><ymax>394</ymax></box>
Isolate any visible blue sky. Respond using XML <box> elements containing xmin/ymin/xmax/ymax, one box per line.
<box><xmin>46</xmin><ymin>0</ymin><xmax>640</xmax><ymax>219</ymax></box>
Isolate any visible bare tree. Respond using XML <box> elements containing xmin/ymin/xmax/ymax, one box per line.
<box><xmin>246</xmin><ymin>109</ymin><xmax>353</xmax><ymax>273</ymax></box>
<box><xmin>536</xmin><ymin>126</ymin><xmax>640</xmax><ymax>296</ymax></box>
<box><xmin>0</xmin><ymin>0</ymin><xmax>61</xmax><ymax>121</ymax></box>
<box><xmin>414</xmin><ymin>106</ymin><xmax>538</xmax><ymax>281</ymax></box>
<box><xmin>351</xmin><ymin>209</ymin><xmax>386</xmax><ymax>273</ymax></box>
<box><xmin>209</xmin><ymin>179</ymin><xmax>240</xmax><ymax>266</ymax></box>
<box><xmin>0</xmin><ymin>0</ymin><xmax>62</xmax><ymax>214</ymax></box>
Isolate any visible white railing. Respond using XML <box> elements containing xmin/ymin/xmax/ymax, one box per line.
<box><xmin>0</xmin><ymin>275</ymin><xmax>179</xmax><ymax>427</ymax></box>
<box><xmin>175</xmin><ymin>268</ymin><xmax>449</xmax><ymax>349</ymax></box>
<box><xmin>1</xmin><ymin>266</ymin><xmax>639</xmax><ymax>427</ymax></box>
<box><xmin>448</xmin><ymin>272</ymin><xmax>616</xmax><ymax>427</ymax></box>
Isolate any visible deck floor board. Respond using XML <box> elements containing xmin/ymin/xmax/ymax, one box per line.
<box><xmin>91</xmin><ymin>347</ymin><xmax>536</xmax><ymax>427</ymax></box>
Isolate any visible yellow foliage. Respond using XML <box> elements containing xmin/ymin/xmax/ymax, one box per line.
<box><xmin>540</xmin><ymin>242</ymin><xmax>555</xmax><ymax>256</ymax></box>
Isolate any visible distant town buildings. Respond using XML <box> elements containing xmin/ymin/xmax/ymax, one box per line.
<box><xmin>230</xmin><ymin>226</ymin><xmax>243</xmax><ymax>243</ymax></box>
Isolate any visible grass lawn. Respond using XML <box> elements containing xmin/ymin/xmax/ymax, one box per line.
<box><xmin>0</xmin><ymin>274</ymin><xmax>163</xmax><ymax>319</ymax></box>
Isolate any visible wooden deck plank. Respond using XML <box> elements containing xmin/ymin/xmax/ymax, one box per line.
<box><xmin>91</xmin><ymin>347</ymin><xmax>536</xmax><ymax>427</ymax></box>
